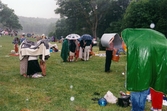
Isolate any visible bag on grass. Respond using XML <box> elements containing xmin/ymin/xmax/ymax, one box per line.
<box><xmin>104</xmin><ymin>91</ymin><xmax>117</xmax><ymax>104</ymax></box>
<box><xmin>117</xmin><ymin>95</ymin><xmax>130</xmax><ymax>107</ymax></box>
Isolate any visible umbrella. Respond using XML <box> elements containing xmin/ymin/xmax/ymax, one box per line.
<box><xmin>100</xmin><ymin>33</ymin><xmax>122</xmax><ymax>49</ymax></box>
<box><xmin>81</xmin><ymin>34</ymin><xmax>93</xmax><ymax>40</ymax></box>
<box><xmin>66</xmin><ymin>34</ymin><xmax>80</xmax><ymax>40</ymax></box>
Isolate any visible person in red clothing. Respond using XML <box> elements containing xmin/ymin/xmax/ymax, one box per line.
<box><xmin>150</xmin><ymin>88</ymin><xmax>163</xmax><ymax>111</ymax></box>
<box><xmin>74</xmin><ymin>40</ymin><xmax>80</xmax><ymax>61</ymax></box>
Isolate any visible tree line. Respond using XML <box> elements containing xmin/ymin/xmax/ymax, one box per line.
<box><xmin>18</xmin><ymin>16</ymin><xmax>58</xmax><ymax>36</ymax></box>
<box><xmin>50</xmin><ymin>0</ymin><xmax>167</xmax><ymax>40</ymax></box>
<box><xmin>0</xmin><ymin>1</ymin><xmax>58</xmax><ymax>36</ymax></box>
<box><xmin>0</xmin><ymin>2</ymin><xmax>22</xmax><ymax>31</ymax></box>
<box><xmin>1</xmin><ymin>0</ymin><xmax>167</xmax><ymax>39</ymax></box>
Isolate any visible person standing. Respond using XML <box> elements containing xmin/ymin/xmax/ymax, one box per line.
<box><xmin>20</xmin><ymin>33</ymin><xmax>26</xmax><ymax>44</ymax></box>
<box><xmin>19</xmin><ymin>38</ymin><xmax>28</xmax><ymax>78</ymax></box>
<box><xmin>150</xmin><ymin>88</ymin><xmax>163</xmax><ymax>111</ymax></box>
<box><xmin>12</xmin><ymin>37</ymin><xmax>20</xmax><ymax>54</ymax></box>
<box><xmin>39</xmin><ymin>34</ymin><xmax>48</xmax><ymax>76</ymax></box>
<box><xmin>61</xmin><ymin>39</ymin><xmax>69</xmax><ymax>62</ymax></box>
<box><xmin>27</xmin><ymin>55</ymin><xmax>42</xmax><ymax>77</ymax></box>
<box><xmin>105</xmin><ymin>37</ymin><xmax>114</xmax><ymax>72</ymax></box>
<box><xmin>121</xmin><ymin>28</ymin><xmax>167</xmax><ymax>111</ymax></box>
<box><xmin>69</xmin><ymin>40</ymin><xmax>76</xmax><ymax>62</ymax></box>
<box><xmin>79</xmin><ymin>40</ymin><xmax>84</xmax><ymax>60</ymax></box>
<box><xmin>20</xmin><ymin>56</ymin><xmax>28</xmax><ymax>77</ymax></box>
<box><xmin>83</xmin><ymin>40</ymin><xmax>92</xmax><ymax>61</ymax></box>
<box><xmin>130</xmin><ymin>89</ymin><xmax>150</xmax><ymax>111</ymax></box>
<box><xmin>74</xmin><ymin>40</ymin><xmax>80</xmax><ymax>61</ymax></box>
<box><xmin>27</xmin><ymin>36</ymin><xmax>42</xmax><ymax>77</ymax></box>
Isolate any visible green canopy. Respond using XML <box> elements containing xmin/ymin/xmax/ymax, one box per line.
<box><xmin>61</xmin><ymin>39</ymin><xmax>69</xmax><ymax>62</ymax></box>
<box><xmin>122</xmin><ymin>28</ymin><xmax>167</xmax><ymax>94</ymax></box>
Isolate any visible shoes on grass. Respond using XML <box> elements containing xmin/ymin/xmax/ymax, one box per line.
<box><xmin>105</xmin><ymin>70</ymin><xmax>112</xmax><ymax>73</ymax></box>
<box><xmin>32</xmin><ymin>73</ymin><xmax>43</xmax><ymax>78</ymax></box>
<box><xmin>91</xmin><ymin>98</ymin><xmax>99</xmax><ymax>101</ymax></box>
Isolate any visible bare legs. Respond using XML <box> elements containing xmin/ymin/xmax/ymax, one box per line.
<box><xmin>40</xmin><ymin>60</ymin><xmax>46</xmax><ymax>76</ymax></box>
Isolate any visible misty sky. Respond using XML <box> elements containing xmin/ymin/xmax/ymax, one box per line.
<box><xmin>1</xmin><ymin>0</ymin><xmax>60</xmax><ymax>19</ymax></box>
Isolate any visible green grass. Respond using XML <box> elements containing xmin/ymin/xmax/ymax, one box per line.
<box><xmin>0</xmin><ymin>36</ymin><xmax>166</xmax><ymax>111</ymax></box>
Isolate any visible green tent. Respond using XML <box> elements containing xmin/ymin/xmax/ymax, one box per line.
<box><xmin>122</xmin><ymin>28</ymin><xmax>167</xmax><ymax>94</ymax></box>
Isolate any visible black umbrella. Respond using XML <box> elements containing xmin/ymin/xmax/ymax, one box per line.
<box><xmin>81</xmin><ymin>34</ymin><xmax>93</xmax><ymax>40</ymax></box>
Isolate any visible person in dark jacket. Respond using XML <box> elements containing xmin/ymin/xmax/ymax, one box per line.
<box><xmin>69</xmin><ymin>40</ymin><xmax>76</xmax><ymax>62</ymax></box>
<box><xmin>79</xmin><ymin>40</ymin><xmax>85</xmax><ymax>60</ymax></box>
<box><xmin>105</xmin><ymin>37</ymin><xmax>114</xmax><ymax>72</ymax></box>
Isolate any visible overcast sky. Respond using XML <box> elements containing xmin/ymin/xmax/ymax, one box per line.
<box><xmin>1</xmin><ymin>0</ymin><xmax>60</xmax><ymax>19</ymax></box>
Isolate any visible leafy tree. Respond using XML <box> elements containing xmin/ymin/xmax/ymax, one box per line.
<box><xmin>98</xmin><ymin>0</ymin><xmax>130</xmax><ymax>36</ymax></box>
<box><xmin>55</xmin><ymin>0</ymin><xmax>130</xmax><ymax>40</ymax></box>
<box><xmin>122</xmin><ymin>0</ymin><xmax>167</xmax><ymax>36</ymax></box>
<box><xmin>47</xmin><ymin>23</ymin><xmax>56</xmax><ymax>37</ymax></box>
<box><xmin>54</xmin><ymin>18</ymin><xmax>69</xmax><ymax>39</ymax></box>
<box><xmin>0</xmin><ymin>3</ymin><xmax>22</xmax><ymax>30</ymax></box>
<box><xmin>55</xmin><ymin>0</ymin><xmax>114</xmax><ymax>38</ymax></box>
<box><xmin>156</xmin><ymin>0</ymin><xmax>167</xmax><ymax>36</ymax></box>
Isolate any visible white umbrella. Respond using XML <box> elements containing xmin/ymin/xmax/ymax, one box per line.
<box><xmin>66</xmin><ymin>34</ymin><xmax>80</xmax><ymax>40</ymax></box>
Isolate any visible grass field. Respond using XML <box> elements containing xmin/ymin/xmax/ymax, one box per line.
<box><xmin>0</xmin><ymin>36</ymin><xmax>166</xmax><ymax>111</ymax></box>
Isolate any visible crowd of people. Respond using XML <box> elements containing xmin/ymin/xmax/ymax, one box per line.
<box><xmin>61</xmin><ymin>38</ymin><xmax>94</xmax><ymax>62</ymax></box>
<box><xmin>9</xmin><ymin>29</ymin><xmax>166</xmax><ymax>110</ymax></box>
<box><xmin>17</xmin><ymin>33</ymin><xmax>95</xmax><ymax>78</ymax></box>
<box><xmin>0</xmin><ymin>28</ymin><xmax>18</xmax><ymax>37</ymax></box>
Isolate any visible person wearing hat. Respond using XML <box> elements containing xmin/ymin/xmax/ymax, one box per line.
<box><xmin>41</xmin><ymin>34</ymin><xmax>46</xmax><ymax>39</ymax></box>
